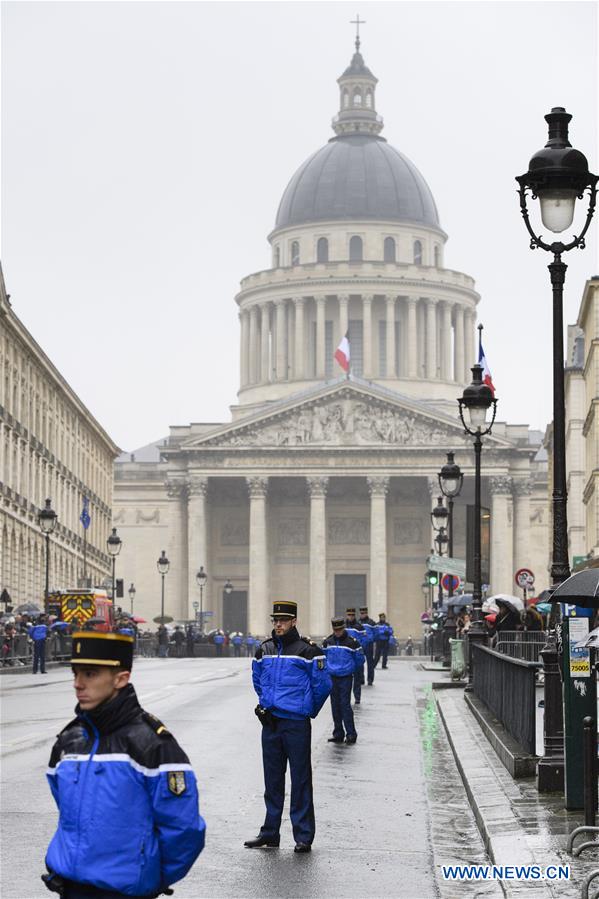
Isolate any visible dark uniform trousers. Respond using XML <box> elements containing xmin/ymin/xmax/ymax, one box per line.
<box><xmin>364</xmin><ymin>644</ymin><xmax>375</xmax><ymax>684</ymax></box>
<box><xmin>330</xmin><ymin>674</ymin><xmax>357</xmax><ymax>740</ymax></box>
<box><xmin>374</xmin><ymin>640</ymin><xmax>389</xmax><ymax>669</ymax></box>
<box><xmin>260</xmin><ymin>716</ymin><xmax>315</xmax><ymax>845</ymax></box>
<box><xmin>63</xmin><ymin>883</ymin><xmax>141</xmax><ymax>899</ymax></box>
<box><xmin>352</xmin><ymin>665</ymin><xmax>364</xmax><ymax>702</ymax></box>
<box><xmin>33</xmin><ymin>639</ymin><xmax>46</xmax><ymax>674</ymax></box>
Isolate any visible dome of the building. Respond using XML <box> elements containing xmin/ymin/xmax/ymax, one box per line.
<box><xmin>274</xmin><ymin>133</ymin><xmax>440</xmax><ymax>231</ymax></box>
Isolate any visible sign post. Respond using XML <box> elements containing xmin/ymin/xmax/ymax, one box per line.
<box><xmin>515</xmin><ymin>567</ymin><xmax>535</xmax><ymax>603</ymax></box>
<box><xmin>560</xmin><ymin>610</ymin><xmax>597</xmax><ymax>809</ymax></box>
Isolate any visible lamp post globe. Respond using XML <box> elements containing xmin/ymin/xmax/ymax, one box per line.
<box><xmin>431</xmin><ymin>497</ymin><xmax>449</xmax><ymax>531</ymax></box>
<box><xmin>106</xmin><ymin>527</ymin><xmax>122</xmax><ymax>604</ymax></box>
<box><xmin>439</xmin><ymin>451</ymin><xmax>463</xmax><ymax>500</ymax></box>
<box><xmin>38</xmin><ymin>498</ymin><xmax>58</xmax><ymax>602</ymax></box>
<box><xmin>157</xmin><ymin>550</ymin><xmax>170</xmax><ymax>621</ymax></box>
<box><xmin>224</xmin><ymin>579</ymin><xmax>234</xmax><ymax>596</ymax></box>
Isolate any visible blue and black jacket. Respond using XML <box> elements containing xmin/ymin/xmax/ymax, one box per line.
<box><xmin>252</xmin><ymin>626</ymin><xmax>332</xmax><ymax>720</ymax></box>
<box><xmin>45</xmin><ymin>684</ymin><xmax>205</xmax><ymax>897</ymax></box>
<box><xmin>322</xmin><ymin>630</ymin><xmax>364</xmax><ymax>677</ymax></box>
<box><xmin>358</xmin><ymin>616</ymin><xmax>377</xmax><ymax>647</ymax></box>
<box><xmin>345</xmin><ymin>620</ymin><xmax>373</xmax><ymax>649</ymax></box>
<box><xmin>28</xmin><ymin>623</ymin><xmax>48</xmax><ymax>641</ymax></box>
<box><xmin>376</xmin><ymin>622</ymin><xmax>394</xmax><ymax>642</ymax></box>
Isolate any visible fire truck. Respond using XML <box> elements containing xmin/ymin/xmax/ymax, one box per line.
<box><xmin>45</xmin><ymin>589</ymin><xmax>115</xmax><ymax>632</ymax></box>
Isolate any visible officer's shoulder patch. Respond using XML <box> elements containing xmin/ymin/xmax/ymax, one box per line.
<box><xmin>167</xmin><ymin>770</ymin><xmax>187</xmax><ymax>795</ymax></box>
<box><xmin>317</xmin><ymin>658</ymin><xmax>325</xmax><ymax>670</ymax></box>
<box><xmin>141</xmin><ymin>710</ymin><xmax>170</xmax><ymax>737</ymax></box>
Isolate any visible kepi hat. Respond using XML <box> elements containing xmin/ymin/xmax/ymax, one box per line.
<box><xmin>71</xmin><ymin>631</ymin><xmax>134</xmax><ymax>670</ymax></box>
<box><xmin>271</xmin><ymin>600</ymin><xmax>297</xmax><ymax>620</ymax></box>
<box><xmin>331</xmin><ymin>616</ymin><xmax>345</xmax><ymax>629</ymax></box>
<box><xmin>359</xmin><ymin>606</ymin><xmax>369</xmax><ymax>613</ymax></box>
<box><xmin>346</xmin><ymin>607</ymin><xmax>356</xmax><ymax>615</ymax></box>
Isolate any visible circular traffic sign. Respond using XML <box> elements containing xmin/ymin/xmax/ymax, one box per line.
<box><xmin>441</xmin><ymin>573</ymin><xmax>461</xmax><ymax>592</ymax></box>
<box><xmin>515</xmin><ymin>567</ymin><xmax>535</xmax><ymax>589</ymax></box>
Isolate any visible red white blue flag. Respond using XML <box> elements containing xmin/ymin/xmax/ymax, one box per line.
<box><xmin>479</xmin><ymin>341</ymin><xmax>495</xmax><ymax>395</ymax></box>
<box><xmin>334</xmin><ymin>332</ymin><xmax>350</xmax><ymax>373</ymax></box>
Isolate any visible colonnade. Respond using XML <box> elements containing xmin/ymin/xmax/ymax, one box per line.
<box><xmin>239</xmin><ymin>294</ymin><xmax>477</xmax><ymax>388</ymax></box>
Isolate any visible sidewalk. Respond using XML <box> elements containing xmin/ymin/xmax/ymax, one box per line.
<box><xmin>435</xmin><ymin>687</ymin><xmax>598</xmax><ymax>898</ymax></box>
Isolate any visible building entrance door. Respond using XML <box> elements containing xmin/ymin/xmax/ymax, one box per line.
<box><xmin>334</xmin><ymin>574</ymin><xmax>366</xmax><ymax>618</ymax></box>
<box><xmin>223</xmin><ymin>590</ymin><xmax>248</xmax><ymax>633</ymax></box>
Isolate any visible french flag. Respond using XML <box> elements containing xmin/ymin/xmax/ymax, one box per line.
<box><xmin>334</xmin><ymin>331</ymin><xmax>350</xmax><ymax>373</ymax></box>
<box><xmin>479</xmin><ymin>340</ymin><xmax>495</xmax><ymax>396</ymax></box>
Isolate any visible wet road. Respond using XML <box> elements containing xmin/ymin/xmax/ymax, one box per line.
<box><xmin>1</xmin><ymin>658</ymin><xmax>492</xmax><ymax>898</ymax></box>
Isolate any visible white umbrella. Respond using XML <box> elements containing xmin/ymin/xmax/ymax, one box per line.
<box><xmin>482</xmin><ymin>599</ymin><xmax>499</xmax><ymax>614</ymax></box>
<box><xmin>490</xmin><ymin>594</ymin><xmax>525</xmax><ymax>613</ymax></box>
<box><xmin>575</xmin><ymin>626</ymin><xmax>599</xmax><ymax>650</ymax></box>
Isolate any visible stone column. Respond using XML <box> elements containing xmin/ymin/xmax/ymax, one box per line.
<box><xmin>368</xmin><ymin>477</ymin><xmax>389</xmax><ymax>615</ymax></box>
<box><xmin>338</xmin><ymin>294</ymin><xmax>349</xmax><ymax>342</ymax></box>
<box><xmin>454</xmin><ymin>305</ymin><xmax>465</xmax><ymax>383</ymax></box>
<box><xmin>165</xmin><ymin>477</ymin><xmax>188</xmax><ymax>621</ymax></box>
<box><xmin>308</xmin><ymin>476</ymin><xmax>329</xmax><ymax>637</ymax></box>
<box><xmin>386</xmin><ymin>296</ymin><xmax>396</xmax><ymax>377</ymax></box>
<box><xmin>512</xmin><ymin>479</ymin><xmax>532</xmax><ymax>576</ymax></box>
<box><xmin>362</xmin><ymin>294</ymin><xmax>373</xmax><ymax>378</ymax></box>
<box><xmin>441</xmin><ymin>302</ymin><xmax>453</xmax><ymax>381</ymax></box>
<box><xmin>407</xmin><ymin>297</ymin><xmax>418</xmax><ymax>378</ymax></box>
<box><xmin>247</xmin><ymin>477</ymin><xmax>269</xmax><ymax>634</ymax></box>
<box><xmin>187</xmin><ymin>476</ymin><xmax>209</xmax><ymax>620</ymax></box>
<box><xmin>490</xmin><ymin>476</ymin><xmax>514</xmax><ymax>596</ymax></box>
<box><xmin>465</xmin><ymin>310</ymin><xmax>477</xmax><ymax>383</ymax></box>
<box><xmin>315</xmin><ymin>296</ymin><xmax>326</xmax><ymax>379</ymax></box>
<box><xmin>294</xmin><ymin>297</ymin><xmax>305</xmax><ymax>380</ymax></box>
<box><xmin>239</xmin><ymin>310</ymin><xmax>249</xmax><ymax>388</ymax></box>
<box><xmin>248</xmin><ymin>306</ymin><xmax>259</xmax><ymax>385</ymax></box>
<box><xmin>425</xmin><ymin>299</ymin><xmax>437</xmax><ymax>379</ymax></box>
<box><xmin>275</xmin><ymin>300</ymin><xmax>287</xmax><ymax>381</ymax></box>
<box><xmin>260</xmin><ymin>303</ymin><xmax>270</xmax><ymax>384</ymax></box>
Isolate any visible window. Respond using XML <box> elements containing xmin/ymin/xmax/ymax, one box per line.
<box><xmin>349</xmin><ymin>236</ymin><xmax>363</xmax><ymax>262</ymax></box>
<box><xmin>353</xmin><ymin>89</ymin><xmax>362</xmax><ymax>106</ymax></box>
<box><xmin>384</xmin><ymin>237</ymin><xmax>396</xmax><ymax>263</ymax></box>
<box><xmin>434</xmin><ymin>245</ymin><xmax>440</xmax><ymax>267</ymax></box>
<box><xmin>291</xmin><ymin>241</ymin><xmax>300</xmax><ymax>266</ymax></box>
<box><xmin>274</xmin><ymin>245</ymin><xmax>280</xmax><ymax>268</ymax></box>
<box><xmin>414</xmin><ymin>240</ymin><xmax>423</xmax><ymax>265</ymax></box>
<box><xmin>365</xmin><ymin>90</ymin><xmax>373</xmax><ymax>108</ymax></box>
<box><xmin>343</xmin><ymin>90</ymin><xmax>349</xmax><ymax>108</ymax></box>
<box><xmin>317</xmin><ymin>237</ymin><xmax>329</xmax><ymax>263</ymax></box>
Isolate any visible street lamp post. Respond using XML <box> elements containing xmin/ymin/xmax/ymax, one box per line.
<box><xmin>38</xmin><ymin>498</ymin><xmax>58</xmax><ymax>603</ymax></box>
<box><xmin>128</xmin><ymin>583</ymin><xmax>136</xmax><ymax>615</ymax></box>
<box><xmin>517</xmin><ymin>107</ymin><xmax>597</xmax><ymax>794</ymax></box>
<box><xmin>196</xmin><ymin>566</ymin><xmax>207</xmax><ymax>634</ymax></box>
<box><xmin>106</xmin><ymin>527</ymin><xmax>122</xmax><ymax>604</ymax></box>
<box><xmin>458</xmin><ymin>360</ymin><xmax>497</xmax><ymax>683</ymax></box>
<box><xmin>439</xmin><ymin>452</ymin><xmax>464</xmax><ymax>665</ymax></box>
<box><xmin>157</xmin><ymin>550</ymin><xmax>170</xmax><ymax>621</ymax></box>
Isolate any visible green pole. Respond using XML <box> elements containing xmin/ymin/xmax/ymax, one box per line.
<box><xmin>562</xmin><ymin>613</ymin><xmax>597</xmax><ymax>809</ymax></box>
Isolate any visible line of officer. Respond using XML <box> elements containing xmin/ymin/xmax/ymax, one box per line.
<box><xmin>247</xmin><ymin>601</ymin><xmax>331</xmax><ymax>853</ymax></box>
<box><xmin>374</xmin><ymin>612</ymin><xmax>394</xmax><ymax>669</ymax></box>
<box><xmin>322</xmin><ymin>617</ymin><xmax>364</xmax><ymax>744</ymax></box>
<box><xmin>358</xmin><ymin>606</ymin><xmax>378</xmax><ymax>685</ymax></box>
<box><xmin>344</xmin><ymin>607</ymin><xmax>367</xmax><ymax>703</ymax></box>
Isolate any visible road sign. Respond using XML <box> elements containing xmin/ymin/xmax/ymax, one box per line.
<box><xmin>441</xmin><ymin>573</ymin><xmax>460</xmax><ymax>592</ymax></box>
<box><xmin>200</xmin><ymin>610</ymin><xmax>214</xmax><ymax>618</ymax></box>
<box><xmin>515</xmin><ymin>567</ymin><xmax>535</xmax><ymax>589</ymax></box>
<box><xmin>426</xmin><ymin>555</ymin><xmax>466</xmax><ymax>578</ymax></box>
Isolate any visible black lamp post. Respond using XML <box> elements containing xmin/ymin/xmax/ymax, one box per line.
<box><xmin>439</xmin><ymin>452</ymin><xmax>464</xmax><ymax>665</ymax></box>
<box><xmin>157</xmin><ymin>550</ymin><xmax>170</xmax><ymax>621</ymax></box>
<box><xmin>196</xmin><ymin>566</ymin><xmax>207</xmax><ymax>634</ymax></box>
<box><xmin>458</xmin><ymin>359</ymin><xmax>497</xmax><ymax>682</ymax></box>
<box><xmin>38</xmin><ymin>498</ymin><xmax>58</xmax><ymax>602</ymax></box>
<box><xmin>128</xmin><ymin>583</ymin><xmax>136</xmax><ymax>615</ymax></box>
<box><xmin>106</xmin><ymin>527</ymin><xmax>122</xmax><ymax>604</ymax></box>
<box><xmin>516</xmin><ymin>107</ymin><xmax>597</xmax><ymax>792</ymax></box>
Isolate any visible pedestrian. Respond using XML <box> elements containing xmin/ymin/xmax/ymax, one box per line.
<box><xmin>344</xmin><ymin>607</ymin><xmax>366</xmax><ymax>704</ymax></box>
<box><xmin>245</xmin><ymin>633</ymin><xmax>255</xmax><ymax>657</ymax></box>
<box><xmin>157</xmin><ymin>623</ymin><xmax>169</xmax><ymax>658</ymax></box>
<box><xmin>523</xmin><ymin>607</ymin><xmax>543</xmax><ymax>631</ymax></box>
<box><xmin>322</xmin><ymin>616</ymin><xmax>363</xmax><ymax>744</ymax></box>
<box><xmin>173</xmin><ymin>625</ymin><xmax>185</xmax><ymax>658</ymax></box>
<box><xmin>373</xmin><ymin>612</ymin><xmax>394</xmax><ymax>669</ymax></box>
<box><xmin>405</xmin><ymin>635</ymin><xmax>414</xmax><ymax>656</ymax></box>
<box><xmin>28</xmin><ymin>615</ymin><xmax>49</xmax><ymax>674</ymax></box>
<box><xmin>493</xmin><ymin>601</ymin><xmax>522</xmax><ymax>634</ymax></box>
<box><xmin>186</xmin><ymin>623</ymin><xmax>195</xmax><ymax>657</ymax></box>
<box><xmin>41</xmin><ymin>630</ymin><xmax>205</xmax><ymax>899</ymax></box>
<box><xmin>245</xmin><ymin>600</ymin><xmax>331</xmax><ymax>853</ymax></box>
<box><xmin>213</xmin><ymin>629</ymin><xmax>225</xmax><ymax>657</ymax></box>
<box><xmin>231</xmin><ymin>632</ymin><xmax>243</xmax><ymax>657</ymax></box>
<box><xmin>358</xmin><ymin>606</ymin><xmax>377</xmax><ymax>685</ymax></box>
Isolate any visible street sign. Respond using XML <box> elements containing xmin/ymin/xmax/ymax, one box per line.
<box><xmin>426</xmin><ymin>555</ymin><xmax>466</xmax><ymax>578</ymax></box>
<box><xmin>515</xmin><ymin>567</ymin><xmax>535</xmax><ymax>589</ymax></box>
<box><xmin>200</xmin><ymin>610</ymin><xmax>214</xmax><ymax>618</ymax></box>
<box><xmin>441</xmin><ymin>573</ymin><xmax>460</xmax><ymax>592</ymax></box>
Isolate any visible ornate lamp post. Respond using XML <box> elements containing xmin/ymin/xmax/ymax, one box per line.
<box><xmin>458</xmin><ymin>362</ymin><xmax>497</xmax><ymax>682</ymax></box>
<box><xmin>224</xmin><ymin>578</ymin><xmax>234</xmax><ymax>596</ymax></box>
<box><xmin>517</xmin><ymin>107</ymin><xmax>597</xmax><ymax>793</ymax></box>
<box><xmin>157</xmin><ymin>550</ymin><xmax>170</xmax><ymax>621</ymax></box>
<box><xmin>128</xmin><ymin>583</ymin><xmax>136</xmax><ymax>615</ymax></box>
<box><xmin>38</xmin><ymin>498</ymin><xmax>58</xmax><ymax>602</ymax></box>
<box><xmin>439</xmin><ymin>452</ymin><xmax>464</xmax><ymax>664</ymax></box>
<box><xmin>196</xmin><ymin>566</ymin><xmax>208</xmax><ymax>634</ymax></box>
<box><xmin>106</xmin><ymin>527</ymin><xmax>122</xmax><ymax>604</ymax></box>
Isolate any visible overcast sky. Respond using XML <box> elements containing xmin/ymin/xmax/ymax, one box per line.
<box><xmin>2</xmin><ymin>1</ymin><xmax>598</xmax><ymax>453</ymax></box>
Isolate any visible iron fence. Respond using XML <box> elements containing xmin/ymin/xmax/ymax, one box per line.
<box><xmin>494</xmin><ymin>630</ymin><xmax>547</xmax><ymax>663</ymax></box>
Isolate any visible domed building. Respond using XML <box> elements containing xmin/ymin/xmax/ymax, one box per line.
<box><xmin>113</xmin><ymin>40</ymin><xmax>549</xmax><ymax>637</ymax></box>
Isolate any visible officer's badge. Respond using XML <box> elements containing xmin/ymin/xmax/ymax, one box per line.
<box><xmin>317</xmin><ymin>658</ymin><xmax>325</xmax><ymax>670</ymax></box>
<box><xmin>168</xmin><ymin>771</ymin><xmax>187</xmax><ymax>795</ymax></box>
<box><xmin>75</xmin><ymin>642</ymin><xmax>81</xmax><ymax>654</ymax></box>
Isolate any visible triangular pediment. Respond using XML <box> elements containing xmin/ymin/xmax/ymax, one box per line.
<box><xmin>181</xmin><ymin>380</ymin><xmax>513</xmax><ymax>451</ymax></box>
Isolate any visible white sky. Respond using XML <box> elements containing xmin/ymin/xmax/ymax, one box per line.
<box><xmin>2</xmin><ymin>0</ymin><xmax>598</xmax><ymax>452</ymax></box>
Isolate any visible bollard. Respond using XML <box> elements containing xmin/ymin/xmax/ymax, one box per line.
<box><xmin>583</xmin><ymin>716</ymin><xmax>598</xmax><ymax>828</ymax></box>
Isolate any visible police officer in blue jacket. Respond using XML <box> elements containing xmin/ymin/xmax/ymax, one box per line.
<box><xmin>344</xmin><ymin>607</ymin><xmax>366</xmax><ymax>704</ymax></box>
<box><xmin>42</xmin><ymin>631</ymin><xmax>205</xmax><ymax>899</ymax></box>
<box><xmin>374</xmin><ymin>612</ymin><xmax>394</xmax><ymax>670</ymax></box>
<box><xmin>28</xmin><ymin>615</ymin><xmax>49</xmax><ymax>674</ymax></box>
<box><xmin>246</xmin><ymin>600</ymin><xmax>331</xmax><ymax>854</ymax></box>
<box><xmin>358</xmin><ymin>606</ymin><xmax>377</xmax><ymax>685</ymax></box>
<box><xmin>322</xmin><ymin>617</ymin><xmax>364</xmax><ymax>744</ymax></box>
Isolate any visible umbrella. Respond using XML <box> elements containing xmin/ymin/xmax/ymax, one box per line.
<box><xmin>490</xmin><ymin>594</ymin><xmax>525</xmax><ymax>613</ymax></box>
<box><xmin>482</xmin><ymin>599</ymin><xmax>499</xmax><ymax>614</ymax></box>
<box><xmin>132</xmin><ymin>616</ymin><xmax>147</xmax><ymax>624</ymax></box>
<box><xmin>575</xmin><ymin>626</ymin><xmax>599</xmax><ymax>649</ymax></box>
<box><xmin>14</xmin><ymin>602</ymin><xmax>43</xmax><ymax>615</ymax></box>
<box><xmin>552</xmin><ymin>569</ymin><xmax>599</xmax><ymax>609</ymax></box>
<box><xmin>484</xmin><ymin>613</ymin><xmax>497</xmax><ymax>623</ymax></box>
<box><xmin>534</xmin><ymin>602</ymin><xmax>553</xmax><ymax>615</ymax></box>
<box><xmin>51</xmin><ymin>620</ymin><xmax>69</xmax><ymax>630</ymax></box>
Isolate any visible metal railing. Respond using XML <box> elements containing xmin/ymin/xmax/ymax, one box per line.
<box><xmin>494</xmin><ymin>630</ymin><xmax>547</xmax><ymax>663</ymax></box>
<box><xmin>471</xmin><ymin>643</ymin><xmax>541</xmax><ymax>755</ymax></box>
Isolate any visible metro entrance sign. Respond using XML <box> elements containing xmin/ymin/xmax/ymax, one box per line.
<box><xmin>426</xmin><ymin>555</ymin><xmax>466</xmax><ymax>579</ymax></box>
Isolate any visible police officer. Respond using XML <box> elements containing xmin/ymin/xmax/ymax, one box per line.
<box><xmin>231</xmin><ymin>632</ymin><xmax>243</xmax><ymax>657</ymax></box>
<box><xmin>373</xmin><ymin>612</ymin><xmax>394</xmax><ymax>670</ymax></box>
<box><xmin>246</xmin><ymin>601</ymin><xmax>331</xmax><ymax>853</ymax></box>
<box><xmin>358</xmin><ymin>606</ymin><xmax>377</xmax><ymax>685</ymax></box>
<box><xmin>42</xmin><ymin>631</ymin><xmax>205</xmax><ymax>899</ymax></box>
<box><xmin>322</xmin><ymin>616</ymin><xmax>364</xmax><ymax>744</ymax></box>
<box><xmin>344</xmin><ymin>607</ymin><xmax>366</xmax><ymax>704</ymax></box>
<box><xmin>28</xmin><ymin>615</ymin><xmax>49</xmax><ymax>674</ymax></box>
